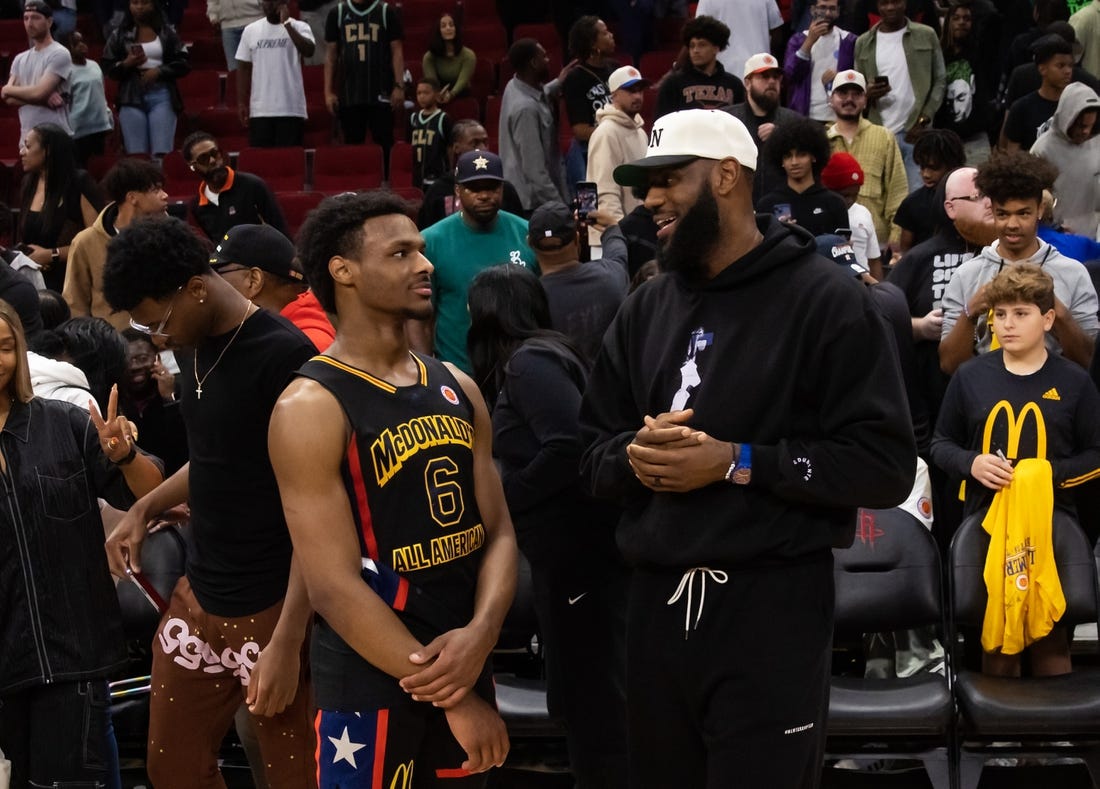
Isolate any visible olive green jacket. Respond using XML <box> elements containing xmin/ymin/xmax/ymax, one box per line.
<box><xmin>854</xmin><ymin>20</ymin><xmax>946</xmax><ymax>132</ymax></box>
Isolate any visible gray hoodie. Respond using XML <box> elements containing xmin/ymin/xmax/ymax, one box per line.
<box><xmin>1031</xmin><ymin>82</ymin><xmax>1100</xmax><ymax>239</ymax></box>
<box><xmin>940</xmin><ymin>238</ymin><xmax>1099</xmax><ymax>355</ymax></box>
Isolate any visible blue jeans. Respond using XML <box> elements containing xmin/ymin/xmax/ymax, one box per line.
<box><xmin>895</xmin><ymin>130</ymin><xmax>921</xmax><ymax>194</ymax></box>
<box><xmin>119</xmin><ymin>83</ymin><xmax>177</xmax><ymax>156</ymax></box>
<box><xmin>221</xmin><ymin>25</ymin><xmax>246</xmax><ymax>71</ymax></box>
<box><xmin>565</xmin><ymin>138</ymin><xmax>589</xmax><ymax>201</ymax></box>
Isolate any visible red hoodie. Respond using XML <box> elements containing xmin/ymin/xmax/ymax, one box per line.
<box><xmin>281</xmin><ymin>290</ymin><xmax>335</xmax><ymax>352</ymax></box>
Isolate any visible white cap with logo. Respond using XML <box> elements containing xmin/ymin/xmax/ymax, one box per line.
<box><xmin>612</xmin><ymin>109</ymin><xmax>758</xmax><ymax>188</ymax></box>
<box><xmin>608</xmin><ymin>65</ymin><xmax>648</xmax><ymax>92</ymax></box>
<box><xmin>743</xmin><ymin>52</ymin><xmax>781</xmax><ymax>78</ymax></box>
<box><xmin>831</xmin><ymin>70</ymin><xmax>867</xmax><ymax>92</ymax></box>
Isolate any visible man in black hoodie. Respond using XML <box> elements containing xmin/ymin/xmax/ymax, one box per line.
<box><xmin>580</xmin><ymin>108</ymin><xmax>915</xmax><ymax>789</ymax></box>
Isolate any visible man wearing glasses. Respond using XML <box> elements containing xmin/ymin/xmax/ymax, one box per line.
<box><xmin>101</xmin><ymin>216</ymin><xmax>317</xmax><ymax>789</ymax></box>
<box><xmin>181</xmin><ymin>130</ymin><xmax>289</xmax><ymax>242</ymax></box>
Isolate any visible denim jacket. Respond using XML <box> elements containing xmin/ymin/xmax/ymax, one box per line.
<box><xmin>102</xmin><ymin>22</ymin><xmax>191</xmax><ymax>113</ymax></box>
<box><xmin>0</xmin><ymin>397</ymin><xmax>137</xmax><ymax>694</ymax></box>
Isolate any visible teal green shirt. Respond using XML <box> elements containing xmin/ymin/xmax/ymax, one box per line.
<box><xmin>423</xmin><ymin>210</ymin><xmax>537</xmax><ymax>372</ymax></box>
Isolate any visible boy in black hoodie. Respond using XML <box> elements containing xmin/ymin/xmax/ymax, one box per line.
<box><xmin>580</xmin><ymin>109</ymin><xmax>916</xmax><ymax>789</ymax></box>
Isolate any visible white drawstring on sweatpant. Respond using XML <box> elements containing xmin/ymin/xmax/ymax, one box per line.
<box><xmin>666</xmin><ymin>567</ymin><xmax>729</xmax><ymax>639</ymax></box>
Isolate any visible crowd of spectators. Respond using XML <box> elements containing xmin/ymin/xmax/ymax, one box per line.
<box><xmin>5</xmin><ymin>0</ymin><xmax>1100</xmax><ymax>786</ymax></box>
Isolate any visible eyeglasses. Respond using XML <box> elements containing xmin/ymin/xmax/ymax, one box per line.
<box><xmin>948</xmin><ymin>193</ymin><xmax>985</xmax><ymax>203</ymax></box>
<box><xmin>190</xmin><ymin>147</ymin><xmax>222</xmax><ymax>167</ymax></box>
<box><xmin>129</xmin><ymin>287</ymin><xmax>182</xmax><ymax>338</ymax></box>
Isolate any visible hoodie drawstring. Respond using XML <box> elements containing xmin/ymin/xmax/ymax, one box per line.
<box><xmin>667</xmin><ymin>567</ymin><xmax>729</xmax><ymax>639</ymax></box>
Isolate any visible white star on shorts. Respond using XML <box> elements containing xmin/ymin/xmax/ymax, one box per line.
<box><xmin>329</xmin><ymin>725</ymin><xmax>367</xmax><ymax>768</ymax></box>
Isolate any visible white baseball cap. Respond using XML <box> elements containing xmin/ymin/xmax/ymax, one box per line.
<box><xmin>612</xmin><ymin>109</ymin><xmax>758</xmax><ymax>188</ymax></box>
<box><xmin>608</xmin><ymin>65</ymin><xmax>648</xmax><ymax>92</ymax></box>
<box><xmin>832</xmin><ymin>69</ymin><xmax>867</xmax><ymax>92</ymax></box>
<box><xmin>743</xmin><ymin>52</ymin><xmax>781</xmax><ymax>78</ymax></box>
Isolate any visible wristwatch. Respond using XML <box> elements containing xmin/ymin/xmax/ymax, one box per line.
<box><xmin>725</xmin><ymin>443</ymin><xmax>752</xmax><ymax>485</ymax></box>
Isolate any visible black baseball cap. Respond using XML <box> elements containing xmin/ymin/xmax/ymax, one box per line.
<box><xmin>527</xmin><ymin>201</ymin><xmax>576</xmax><ymax>247</ymax></box>
<box><xmin>210</xmin><ymin>224</ymin><xmax>304</xmax><ymax>282</ymax></box>
<box><xmin>455</xmin><ymin>150</ymin><xmax>504</xmax><ymax>184</ymax></box>
<box><xmin>23</xmin><ymin>0</ymin><xmax>53</xmax><ymax>17</ymax></box>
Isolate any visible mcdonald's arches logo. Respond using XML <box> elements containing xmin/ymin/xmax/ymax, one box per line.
<box><xmin>981</xmin><ymin>400</ymin><xmax>1046</xmax><ymax>460</ymax></box>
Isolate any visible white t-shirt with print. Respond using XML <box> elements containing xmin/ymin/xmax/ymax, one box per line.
<box><xmin>235</xmin><ymin>18</ymin><xmax>314</xmax><ymax>118</ymax></box>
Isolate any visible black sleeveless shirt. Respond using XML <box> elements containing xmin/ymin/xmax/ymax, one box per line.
<box><xmin>296</xmin><ymin>352</ymin><xmax>488</xmax><ymax>709</ymax></box>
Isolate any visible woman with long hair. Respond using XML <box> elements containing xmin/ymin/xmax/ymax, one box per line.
<box><xmin>422</xmin><ymin>11</ymin><xmax>476</xmax><ymax>104</ymax></box>
<box><xmin>467</xmin><ymin>265</ymin><xmax>628</xmax><ymax>788</ymax></box>
<box><xmin>18</xmin><ymin>122</ymin><xmax>103</xmax><ymax>293</ymax></box>
<box><xmin>0</xmin><ymin>299</ymin><xmax>163</xmax><ymax>789</ymax></box>
<box><xmin>103</xmin><ymin>0</ymin><xmax>190</xmax><ymax>158</ymax></box>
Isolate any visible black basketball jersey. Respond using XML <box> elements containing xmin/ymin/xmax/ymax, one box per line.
<box><xmin>296</xmin><ymin>352</ymin><xmax>487</xmax><ymax>709</ymax></box>
<box><xmin>325</xmin><ymin>0</ymin><xmax>403</xmax><ymax>107</ymax></box>
<box><xmin>408</xmin><ymin>108</ymin><xmax>452</xmax><ymax>188</ymax></box>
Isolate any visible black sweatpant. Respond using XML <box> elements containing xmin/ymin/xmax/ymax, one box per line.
<box><xmin>627</xmin><ymin>557</ymin><xmax>834</xmax><ymax>789</ymax></box>
<box><xmin>248</xmin><ymin>116</ymin><xmax>305</xmax><ymax>148</ymax></box>
<box><xmin>338</xmin><ymin>103</ymin><xmax>394</xmax><ymax>174</ymax></box>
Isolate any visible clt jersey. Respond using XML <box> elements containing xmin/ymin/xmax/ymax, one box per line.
<box><xmin>325</xmin><ymin>0</ymin><xmax>403</xmax><ymax>107</ymax></box>
<box><xmin>408</xmin><ymin>108</ymin><xmax>452</xmax><ymax>188</ymax></box>
<box><xmin>296</xmin><ymin>352</ymin><xmax>486</xmax><ymax>709</ymax></box>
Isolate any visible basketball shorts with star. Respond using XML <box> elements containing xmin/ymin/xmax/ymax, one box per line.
<box><xmin>313</xmin><ymin>558</ymin><xmax>495</xmax><ymax>788</ymax></box>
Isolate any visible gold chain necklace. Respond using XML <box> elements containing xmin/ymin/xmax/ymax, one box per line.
<box><xmin>193</xmin><ymin>300</ymin><xmax>252</xmax><ymax>400</ymax></box>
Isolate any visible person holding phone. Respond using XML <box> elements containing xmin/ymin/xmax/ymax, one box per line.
<box><xmin>853</xmin><ymin>0</ymin><xmax>946</xmax><ymax>192</ymax></box>
<box><xmin>103</xmin><ymin>0</ymin><xmax>190</xmax><ymax>158</ymax></box>
<box><xmin>783</xmin><ymin>0</ymin><xmax>857</xmax><ymax>120</ymax></box>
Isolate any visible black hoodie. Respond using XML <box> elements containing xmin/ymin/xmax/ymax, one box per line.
<box><xmin>580</xmin><ymin>216</ymin><xmax>916</xmax><ymax>569</ymax></box>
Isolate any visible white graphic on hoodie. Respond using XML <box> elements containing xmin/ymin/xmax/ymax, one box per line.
<box><xmin>670</xmin><ymin>328</ymin><xmax>713</xmax><ymax>411</ymax></box>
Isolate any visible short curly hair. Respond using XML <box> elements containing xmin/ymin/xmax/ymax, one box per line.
<box><xmin>985</xmin><ymin>262</ymin><xmax>1055</xmax><ymax>313</ymax></box>
<box><xmin>681</xmin><ymin>15</ymin><xmax>730</xmax><ymax>50</ymax></box>
<box><xmin>103</xmin><ymin>217</ymin><xmax>211</xmax><ymax>312</ymax></box>
<box><xmin>764</xmin><ymin>116</ymin><xmax>833</xmax><ymax>178</ymax></box>
<box><xmin>296</xmin><ymin>190</ymin><xmax>412</xmax><ymax>314</ymax></box>
<box><xmin>912</xmin><ymin>129</ymin><xmax>966</xmax><ymax>170</ymax></box>
<box><xmin>975</xmin><ymin>151</ymin><xmax>1059</xmax><ymax>206</ymax></box>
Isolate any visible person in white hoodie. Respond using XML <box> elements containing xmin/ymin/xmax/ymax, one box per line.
<box><xmin>1031</xmin><ymin>82</ymin><xmax>1100</xmax><ymax>240</ymax></box>
<box><xmin>586</xmin><ymin>65</ymin><xmax>649</xmax><ymax>249</ymax></box>
<box><xmin>940</xmin><ymin>150</ymin><xmax>1098</xmax><ymax>375</ymax></box>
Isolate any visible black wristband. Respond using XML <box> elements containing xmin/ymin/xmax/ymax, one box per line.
<box><xmin>114</xmin><ymin>443</ymin><xmax>138</xmax><ymax>466</ymax></box>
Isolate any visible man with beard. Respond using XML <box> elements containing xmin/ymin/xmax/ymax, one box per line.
<box><xmin>579</xmin><ymin>108</ymin><xmax>915</xmax><ymax>789</ymax></box>
<box><xmin>413</xmin><ymin>150</ymin><xmax>535</xmax><ymax>373</ymax></box>
<box><xmin>827</xmin><ymin>70</ymin><xmax>908</xmax><ymax>252</ymax></box>
<box><xmin>887</xmin><ymin>165</ymin><xmax>998</xmax><ymax>543</ymax></box>
<box><xmin>723</xmin><ymin>53</ymin><xmax>800</xmax><ymax>201</ymax></box>
<box><xmin>417</xmin><ymin>120</ymin><xmax>524</xmax><ymax>228</ymax></box>
<box><xmin>2</xmin><ymin>0</ymin><xmax>72</xmax><ymax>141</ymax></box>
<box><xmin>182</xmin><ymin>131</ymin><xmax>288</xmax><ymax>242</ymax></box>
<box><xmin>854</xmin><ymin>0</ymin><xmax>946</xmax><ymax>192</ymax></box>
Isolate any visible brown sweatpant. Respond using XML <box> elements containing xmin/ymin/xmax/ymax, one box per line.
<box><xmin>146</xmin><ymin>577</ymin><xmax>316</xmax><ymax>788</ymax></box>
